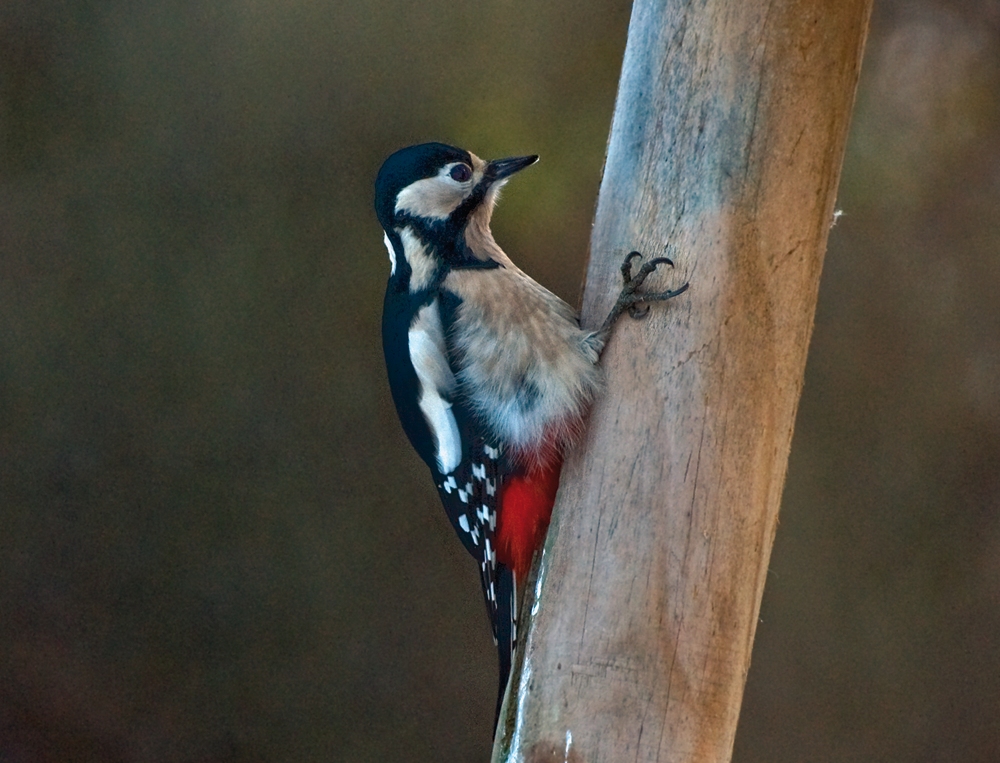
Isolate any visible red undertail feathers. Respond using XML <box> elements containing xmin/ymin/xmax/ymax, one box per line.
<box><xmin>495</xmin><ymin>458</ymin><xmax>563</xmax><ymax>581</ymax></box>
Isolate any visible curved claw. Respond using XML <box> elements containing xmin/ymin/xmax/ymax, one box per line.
<box><xmin>630</xmin><ymin>255</ymin><xmax>675</xmax><ymax>289</ymax></box>
<box><xmin>640</xmin><ymin>282</ymin><xmax>691</xmax><ymax>302</ymax></box>
<box><xmin>599</xmin><ymin>249</ymin><xmax>687</xmax><ymax>339</ymax></box>
<box><xmin>642</xmin><ymin>256</ymin><xmax>675</xmax><ymax>271</ymax></box>
<box><xmin>621</xmin><ymin>251</ymin><xmax>644</xmax><ymax>282</ymax></box>
<box><xmin>628</xmin><ymin>303</ymin><xmax>651</xmax><ymax>319</ymax></box>
<box><xmin>621</xmin><ymin>253</ymin><xmax>677</xmax><ymax>289</ymax></box>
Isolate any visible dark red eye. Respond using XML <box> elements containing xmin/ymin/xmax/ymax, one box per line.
<box><xmin>450</xmin><ymin>164</ymin><xmax>472</xmax><ymax>182</ymax></box>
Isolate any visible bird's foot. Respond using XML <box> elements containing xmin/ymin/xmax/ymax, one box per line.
<box><xmin>599</xmin><ymin>251</ymin><xmax>689</xmax><ymax>335</ymax></box>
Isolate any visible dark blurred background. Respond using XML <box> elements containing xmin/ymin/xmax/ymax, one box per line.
<box><xmin>0</xmin><ymin>0</ymin><xmax>997</xmax><ymax>760</ymax></box>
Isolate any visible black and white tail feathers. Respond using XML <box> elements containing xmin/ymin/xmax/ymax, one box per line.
<box><xmin>434</xmin><ymin>438</ymin><xmax>516</xmax><ymax>730</ymax></box>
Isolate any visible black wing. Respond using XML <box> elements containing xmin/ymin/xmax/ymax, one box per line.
<box><xmin>383</xmin><ymin>285</ymin><xmax>517</xmax><ymax>728</ymax></box>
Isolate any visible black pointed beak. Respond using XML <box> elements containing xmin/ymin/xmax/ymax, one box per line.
<box><xmin>484</xmin><ymin>154</ymin><xmax>539</xmax><ymax>182</ymax></box>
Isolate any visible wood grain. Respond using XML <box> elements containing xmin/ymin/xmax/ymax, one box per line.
<box><xmin>493</xmin><ymin>0</ymin><xmax>873</xmax><ymax>760</ymax></box>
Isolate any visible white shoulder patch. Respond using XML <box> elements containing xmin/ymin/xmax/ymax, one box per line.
<box><xmin>382</xmin><ymin>231</ymin><xmax>396</xmax><ymax>275</ymax></box>
<box><xmin>409</xmin><ymin>300</ymin><xmax>462</xmax><ymax>475</ymax></box>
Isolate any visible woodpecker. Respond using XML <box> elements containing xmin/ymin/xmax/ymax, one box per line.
<box><xmin>375</xmin><ymin>142</ymin><xmax>686</xmax><ymax>728</ymax></box>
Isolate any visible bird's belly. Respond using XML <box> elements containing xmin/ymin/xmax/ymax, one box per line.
<box><xmin>457</xmin><ymin>326</ymin><xmax>600</xmax><ymax>467</ymax></box>
<box><xmin>443</xmin><ymin>267</ymin><xmax>603</xmax><ymax>465</ymax></box>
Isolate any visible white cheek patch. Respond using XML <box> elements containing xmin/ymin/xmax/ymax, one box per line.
<box><xmin>394</xmin><ymin>163</ymin><xmax>479</xmax><ymax>221</ymax></box>
<box><xmin>383</xmin><ymin>231</ymin><xmax>396</xmax><ymax>275</ymax></box>
<box><xmin>409</xmin><ymin>300</ymin><xmax>461</xmax><ymax>475</ymax></box>
<box><xmin>395</xmin><ymin>175</ymin><xmax>461</xmax><ymax>220</ymax></box>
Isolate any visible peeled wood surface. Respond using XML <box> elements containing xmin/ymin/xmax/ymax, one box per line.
<box><xmin>493</xmin><ymin>0</ymin><xmax>872</xmax><ymax>761</ymax></box>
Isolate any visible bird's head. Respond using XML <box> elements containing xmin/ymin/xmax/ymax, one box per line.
<box><xmin>375</xmin><ymin>142</ymin><xmax>537</xmax><ymax>282</ymax></box>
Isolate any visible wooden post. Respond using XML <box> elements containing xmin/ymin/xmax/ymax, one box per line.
<box><xmin>492</xmin><ymin>0</ymin><xmax>872</xmax><ymax>760</ymax></box>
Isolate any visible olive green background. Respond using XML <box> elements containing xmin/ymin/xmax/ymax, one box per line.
<box><xmin>1</xmin><ymin>0</ymin><xmax>998</xmax><ymax>760</ymax></box>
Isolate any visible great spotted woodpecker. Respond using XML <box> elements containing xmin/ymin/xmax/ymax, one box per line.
<box><xmin>375</xmin><ymin>142</ymin><xmax>687</xmax><ymax>727</ymax></box>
